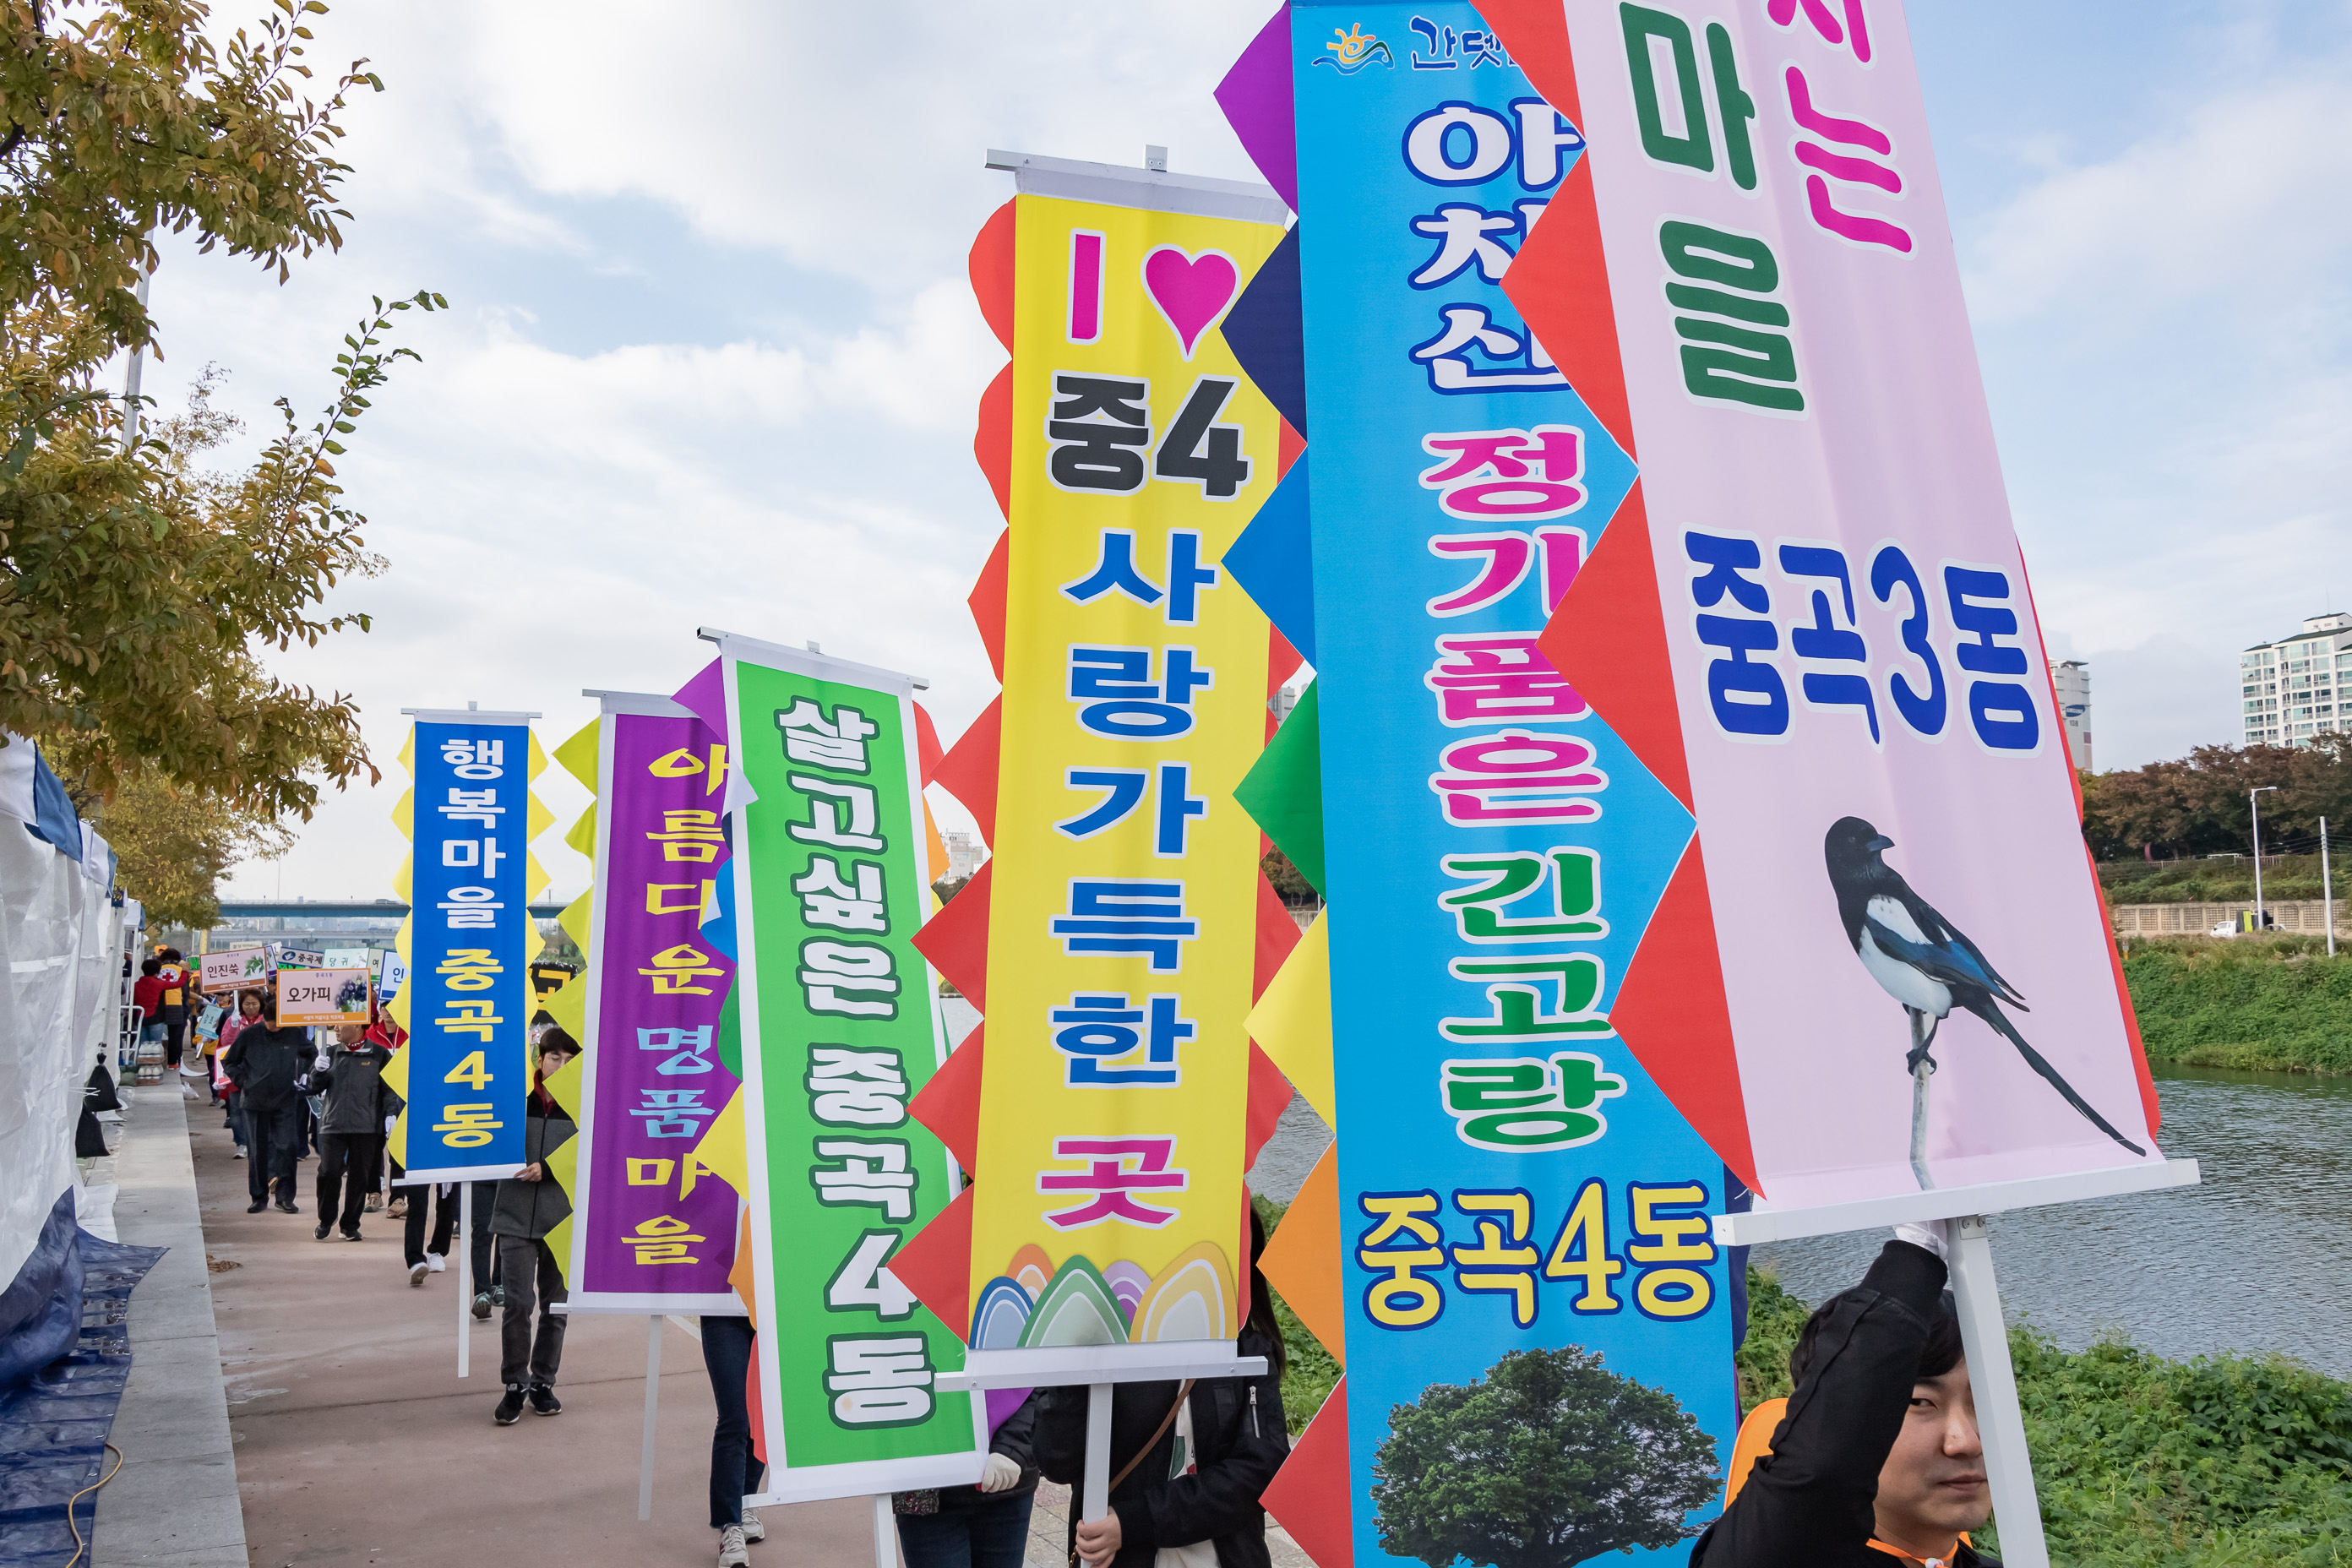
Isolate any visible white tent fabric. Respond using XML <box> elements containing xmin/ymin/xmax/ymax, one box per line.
<box><xmin>0</xmin><ymin>823</ymin><xmax>94</xmax><ymax>1297</ymax></box>
<box><xmin>0</xmin><ymin>734</ymin><xmax>32</xmax><ymax>829</ymax></box>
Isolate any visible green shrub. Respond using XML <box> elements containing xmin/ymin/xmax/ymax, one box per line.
<box><xmin>2122</xmin><ymin>941</ymin><xmax>2352</xmax><ymax>1072</ymax></box>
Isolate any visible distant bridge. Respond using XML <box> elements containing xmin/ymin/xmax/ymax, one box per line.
<box><xmin>211</xmin><ymin>900</ymin><xmax>570</xmax><ymax>921</ymax></box>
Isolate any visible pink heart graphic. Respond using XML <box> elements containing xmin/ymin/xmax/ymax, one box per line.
<box><xmin>1141</xmin><ymin>246</ymin><xmax>1241</xmax><ymax>361</ymax></box>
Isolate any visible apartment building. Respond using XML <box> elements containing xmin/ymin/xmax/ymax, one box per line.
<box><xmin>2241</xmin><ymin>612</ymin><xmax>2352</xmax><ymax>746</ymax></box>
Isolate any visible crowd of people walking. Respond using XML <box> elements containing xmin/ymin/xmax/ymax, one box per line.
<box><xmin>156</xmin><ymin>947</ymin><xmax>1295</xmax><ymax>1568</ymax></box>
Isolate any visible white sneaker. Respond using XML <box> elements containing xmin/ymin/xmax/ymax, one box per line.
<box><xmin>739</xmin><ymin>1507</ymin><xmax>764</xmax><ymax>1543</ymax></box>
<box><xmin>426</xmin><ymin>1253</ymin><xmax>447</xmax><ymax>1273</ymax></box>
<box><xmin>716</xmin><ymin>1524</ymin><xmax>749</xmax><ymax>1568</ymax></box>
<box><xmin>410</xmin><ymin>1260</ymin><xmax>429</xmax><ymax>1288</ymax></box>
<box><xmin>233</xmin><ymin>1148</ymin><xmax>247</xmax><ymax>1159</ymax></box>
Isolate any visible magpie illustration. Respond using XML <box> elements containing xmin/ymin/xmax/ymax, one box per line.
<box><xmin>1824</xmin><ymin>815</ymin><xmax>2147</xmax><ymax>1162</ymax></box>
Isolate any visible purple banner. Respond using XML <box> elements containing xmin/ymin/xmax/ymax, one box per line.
<box><xmin>574</xmin><ymin>702</ymin><xmax>744</xmax><ymax>1306</ymax></box>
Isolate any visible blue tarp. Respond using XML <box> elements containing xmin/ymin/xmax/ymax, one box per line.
<box><xmin>24</xmin><ymin>750</ymin><xmax>79</xmax><ymax>858</ymax></box>
<box><xmin>0</xmin><ymin>1190</ymin><xmax>82</xmax><ymax>1396</ymax></box>
<box><xmin>0</xmin><ymin>1229</ymin><xmax>165</xmax><ymax>1565</ymax></box>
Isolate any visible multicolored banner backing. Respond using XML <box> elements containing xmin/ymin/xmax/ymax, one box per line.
<box><xmin>554</xmin><ymin>693</ymin><xmax>745</xmax><ymax>1314</ymax></box>
<box><xmin>1512</xmin><ymin>0</ymin><xmax>2159</xmax><ymax>1210</ymax></box>
<box><xmin>712</xmin><ymin>633</ymin><xmax>983</xmax><ymax>1500</ymax></box>
<box><xmin>386</xmin><ymin>712</ymin><xmax>550</xmax><ymax>1183</ymax></box>
<box><xmin>902</xmin><ymin>166</ymin><xmax>1302</xmax><ymax>1362</ymax></box>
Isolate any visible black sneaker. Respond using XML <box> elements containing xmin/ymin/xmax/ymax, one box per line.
<box><xmin>490</xmin><ymin>1284</ymin><xmax>507</xmax><ymax>1308</ymax></box>
<box><xmin>275</xmin><ymin>1200</ymin><xmax>300</xmax><ymax>1214</ymax></box>
<box><xmin>313</xmin><ymin>1222</ymin><xmax>332</xmax><ymax>1241</ymax></box>
<box><xmin>247</xmin><ymin>1200</ymin><xmax>267</xmax><ymax>1214</ymax></box>
<box><xmin>493</xmin><ymin>1386</ymin><xmax>526</xmax><ymax>1425</ymax></box>
<box><xmin>340</xmin><ymin>1228</ymin><xmax>362</xmax><ymax>1243</ymax></box>
<box><xmin>527</xmin><ymin>1384</ymin><xmax>562</xmax><ymax>1417</ymax></box>
<box><xmin>471</xmin><ymin>1292</ymin><xmax>493</xmax><ymax>1320</ymax></box>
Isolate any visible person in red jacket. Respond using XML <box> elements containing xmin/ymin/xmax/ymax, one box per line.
<box><xmin>132</xmin><ymin>959</ymin><xmax>165</xmax><ymax>1045</ymax></box>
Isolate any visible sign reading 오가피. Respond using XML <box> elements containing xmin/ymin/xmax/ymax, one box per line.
<box><xmin>275</xmin><ymin>966</ymin><xmax>373</xmax><ymax>1028</ymax></box>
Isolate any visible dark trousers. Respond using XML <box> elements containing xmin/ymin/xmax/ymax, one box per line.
<box><xmin>315</xmin><ymin>1133</ymin><xmax>383</xmax><ymax>1233</ymax></box>
<box><xmin>242</xmin><ymin>1100</ymin><xmax>302</xmax><ymax>1204</ymax></box>
<box><xmin>896</xmin><ymin>1490</ymin><xmax>1037</xmax><ymax>1568</ymax></box>
<box><xmin>469</xmin><ymin>1181</ymin><xmax>501</xmax><ymax>1290</ymax></box>
<box><xmin>402</xmin><ymin>1181</ymin><xmax>456</xmax><ymax>1266</ymax></box>
<box><xmin>496</xmin><ymin>1233</ymin><xmax>565</xmax><ymax>1388</ymax></box>
<box><xmin>700</xmin><ymin>1315</ymin><xmax>764</xmax><ymax>1527</ymax></box>
<box><xmin>161</xmin><ymin>1010</ymin><xmax>188</xmax><ymax>1069</ymax></box>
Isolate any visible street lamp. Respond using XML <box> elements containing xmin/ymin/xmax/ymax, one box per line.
<box><xmin>2251</xmin><ymin>786</ymin><xmax>2281</xmax><ymax>931</ymax></box>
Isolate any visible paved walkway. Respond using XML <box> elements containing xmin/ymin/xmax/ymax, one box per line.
<box><xmin>181</xmin><ymin>1097</ymin><xmax>882</xmax><ymax>1567</ymax></box>
<box><xmin>93</xmin><ymin>1081</ymin><xmax>247</xmax><ymax>1568</ymax></box>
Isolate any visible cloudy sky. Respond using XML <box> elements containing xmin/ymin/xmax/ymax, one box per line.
<box><xmin>178</xmin><ymin>0</ymin><xmax>2352</xmax><ymax>901</ymax></box>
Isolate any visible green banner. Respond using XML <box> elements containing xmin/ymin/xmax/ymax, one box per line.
<box><xmin>721</xmin><ymin>635</ymin><xmax>983</xmax><ymax>1501</ymax></box>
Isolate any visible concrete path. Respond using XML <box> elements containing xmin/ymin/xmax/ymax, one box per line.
<box><xmin>94</xmin><ymin>1082</ymin><xmax>248</xmax><ymax>1568</ymax></box>
<box><xmin>179</xmin><ymin>1097</ymin><xmax>884</xmax><ymax>1568</ymax></box>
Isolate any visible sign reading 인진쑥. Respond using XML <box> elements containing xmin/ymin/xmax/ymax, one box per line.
<box><xmin>201</xmin><ymin>947</ymin><xmax>270</xmax><ymax>991</ymax></box>
<box><xmin>276</xmin><ymin>966</ymin><xmax>373</xmax><ymax>1028</ymax></box>
<box><xmin>378</xmin><ymin>946</ymin><xmax>407</xmax><ymax>1006</ymax></box>
<box><xmin>716</xmin><ymin>634</ymin><xmax>985</xmax><ymax>1500</ymax></box>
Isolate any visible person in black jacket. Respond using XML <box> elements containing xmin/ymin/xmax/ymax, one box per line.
<box><xmin>1033</xmin><ymin>1210</ymin><xmax>1293</xmax><ymax>1568</ymax></box>
<box><xmin>488</xmin><ymin>1028</ymin><xmax>579</xmax><ymax>1426</ymax></box>
<box><xmin>893</xmin><ymin>1390</ymin><xmax>1042</xmax><ymax>1567</ymax></box>
<box><xmin>221</xmin><ymin>988</ymin><xmax>312</xmax><ymax>1215</ymax></box>
<box><xmin>1694</xmin><ymin>1222</ymin><xmax>1995</xmax><ymax>1568</ymax></box>
<box><xmin>310</xmin><ymin>1021</ymin><xmax>395</xmax><ymax>1242</ymax></box>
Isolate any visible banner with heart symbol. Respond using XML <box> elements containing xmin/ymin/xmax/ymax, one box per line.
<box><xmin>896</xmin><ymin>168</ymin><xmax>1306</xmax><ymax>1366</ymax></box>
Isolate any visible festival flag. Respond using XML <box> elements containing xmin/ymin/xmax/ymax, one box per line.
<box><xmin>1472</xmin><ymin>0</ymin><xmax>2163</xmax><ymax>1211</ymax></box>
<box><xmin>703</xmin><ymin>632</ymin><xmax>985</xmax><ymax>1500</ymax></box>
<box><xmin>898</xmin><ymin>154</ymin><xmax>1303</xmax><ymax>1360</ymax></box>
<box><xmin>1215</xmin><ymin>7</ymin><xmax>1746</xmax><ymax>1559</ymax></box>
<box><xmin>549</xmin><ymin>694</ymin><xmax>746</xmax><ymax>1314</ymax></box>
<box><xmin>384</xmin><ymin>710</ymin><xmax>553</xmax><ymax>1183</ymax></box>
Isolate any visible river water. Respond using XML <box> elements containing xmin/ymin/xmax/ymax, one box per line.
<box><xmin>944</xmin><ymin>998</ymin><xmax>2345</xmax><ymax>1376</ymax></box>
<box><xmin>1756</xmin><ymin>1064</ymin><xmax>2352</xmax><ymax>1377</ymax></box>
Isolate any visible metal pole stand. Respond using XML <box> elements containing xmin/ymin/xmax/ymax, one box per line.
<box><xmin>639</xmin><ymin>1315</ymin><xmax>663</xmax><ymax>1522</ymax></box>
<box><xmin>458</xmin><ymin>1182</ymin><xmax>473</xmax><ymax>1380</ymax></box>
<box><xmin>870</xmin><ymin>1492</ymin><xmax>896</xmax><ymax>1568</ymax></box>
<box><xmin>1949</xmin><ymin>1215</ymin><xmax>2046</xmax><ymax>1568</ymax></box>
<box><xmin>935</xmin><ymin>1342</ymin><xmax>1268</xmax><ymax>1554</ymax></box>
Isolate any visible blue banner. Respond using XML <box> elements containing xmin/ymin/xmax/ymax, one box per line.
<box><xmin>1291</xmin><ymin>5</ymin><xmax>1734</xmax><ymax>1560</ymax></box>
<box><xmin>403</xmin><ymin>717</ymin><xmax>533</xmax><ymax>1180</ymax></box>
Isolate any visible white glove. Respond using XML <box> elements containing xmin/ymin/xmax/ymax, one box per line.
<box><xmin>1892</xmin><ymin>1218</ymin><xmax>1951</xmax><ymax>1260</ymax></box>
<box><xmin>978</xmin><ymin>1452</ymin><xmax>1022</xmax><ymax>1493</ymax></box>
<box><xmin>384</xmin><ymin>1116</ymin><xmax>399</xmax><ymax>1135</ymax></box>
<box><xmin>314</xmin><ymin>1054</ymin><xmax>332</xmax><ymax>1072</ymax></box>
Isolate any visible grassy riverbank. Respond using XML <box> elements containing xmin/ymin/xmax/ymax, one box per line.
<box><xmin>2121</xmin><ymin>935</ymin><xmax>2352</xmax><ymax>1073</ymax></box>
<box><xmin>2102</xmin><ymin>854</ymin><xmax>2336</xmax><ymax>905</ymax></box>
<box><xmin>1743</xmin><ymin>1267</ymin><xmax>2352</xmax><ymax>1565</ymax></box>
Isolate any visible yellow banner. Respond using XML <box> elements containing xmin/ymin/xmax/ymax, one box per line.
<box><xmin>971</xmin><ymin>192</ymin><xmax>1286</xmax><ymax>1340</ymax></box>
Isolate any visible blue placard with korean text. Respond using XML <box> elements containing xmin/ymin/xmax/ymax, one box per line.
<box><xmin>1291</xmin><ymin>5</ymin><xmax>1735</xmax><ymax>1560</ymax></box>
<box><xmin>402</xmin><ymin>716</ymin><xmax>533</xmax><ymax>1181</ymax></box>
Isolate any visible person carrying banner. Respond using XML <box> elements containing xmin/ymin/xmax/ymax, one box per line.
<box><xmin>1697</xmin><ymin>1222</ymin><xmax>1995</xmax><ymax>1568</ymax></box>
<box><xmin>699</xmin><ymin>1314</ymin><xmax>766</xmax><ymax>1568</ymax></box>
<box><xmin>893</xmin><ymin>1390</ymin><xmax>1042</xmax><ymax>1568</ymax></box>
<box><xmin>488</xmin><ymin>1027</ymin><xmax>580</xmax><ymax>1425</ymax></box>
<box><xmin>310</xmin><ymin>1021</ymin><xmax>395</xmax><ymax>1242</ymax></box>
<box><xmin>215</xmin><ymin>988</ymin><xmax>263</xmax><ymax>1157</ymax></box>
<box><xmin>1033</xmin><ymin>1210</ymin><xmax>1292</xmax><ymax>1568</ymax></box>
<box><xmin>221</xmin><ymin>985</ymin><xmax>310</xmax><ymax>1214</ymax></box>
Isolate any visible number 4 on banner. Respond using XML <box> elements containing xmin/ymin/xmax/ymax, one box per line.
<box><xmin>826</xmin><ymin>1231</ymin><xmax>918</xmax><ymax>1319</ymax></box>
<box><xmin>444</xmin><ymin>1051</ymin><xmax>493</xmax><ymax>1090</ymax></box>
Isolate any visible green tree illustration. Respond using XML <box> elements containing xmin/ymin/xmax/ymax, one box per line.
<box><xmin>1372</xmin><ymin>1345</ymin><xmax>1720</xmax><ymax>1567</ymax></box>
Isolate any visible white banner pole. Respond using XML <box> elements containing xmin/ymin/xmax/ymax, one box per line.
<box><xmin>870</xmin><ymin>1493</ymin><xmax>896</xmax><ymax>1568</ymax></box>
<box><xmin>1949</xmin><ymin>1216</ymin><xmax>2046</xmax><ymax>1568</ymax></box>
<box><xmin>458</xmin><ymin>1182</ymin><xmax>473</xmax><ymax>1380</ymax></box>
<box><xmin>1081</xmin><ymin>1381</ymin><xmax>1113</xmax><ymax>1524</ymax></box>
<box><xmin>638</xmin><ymin>1315</ymin><xmax>662</xmax><ymax>1522</ymax></box>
